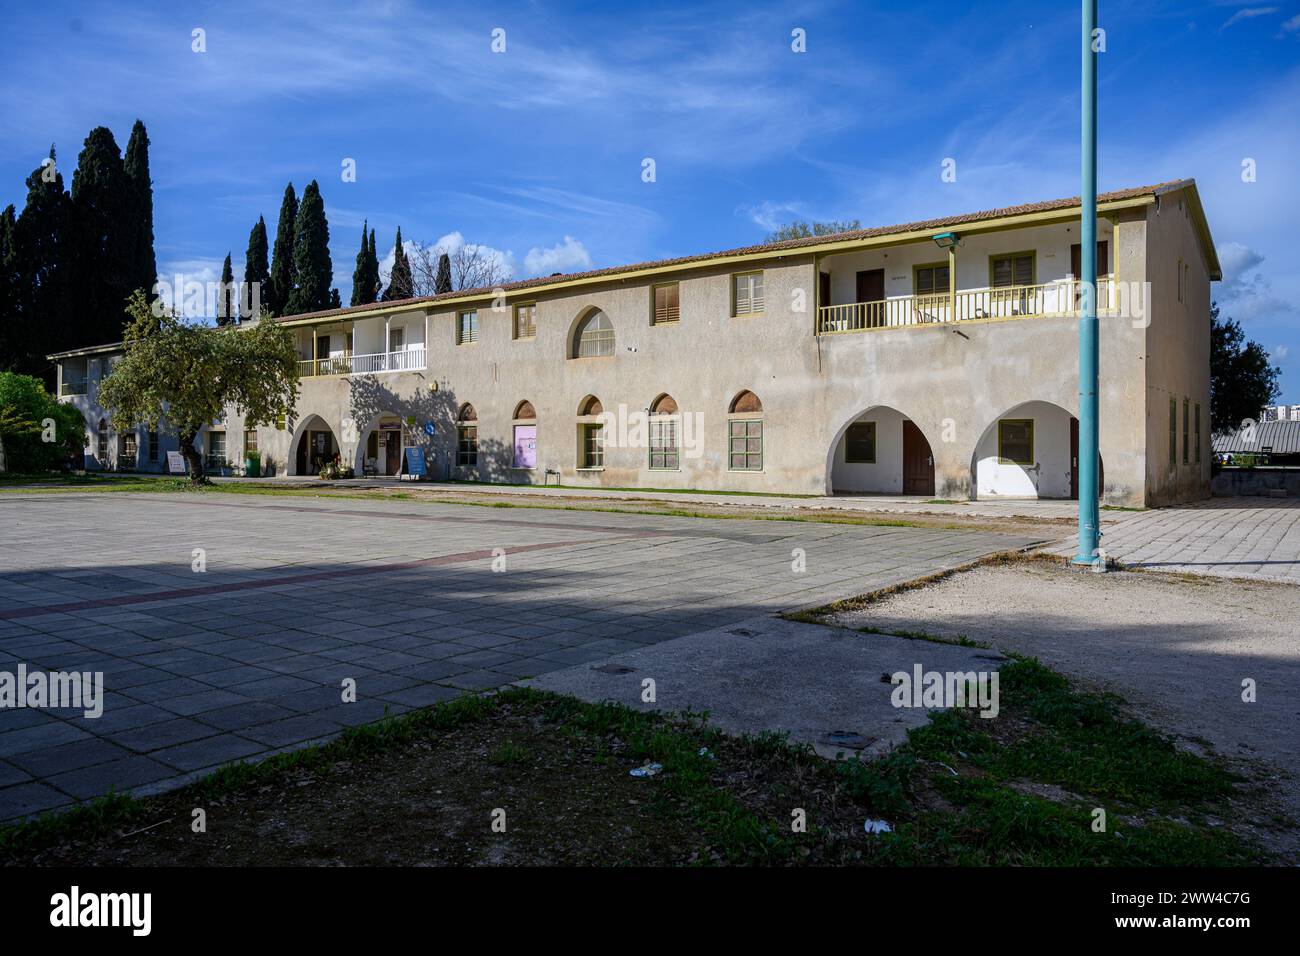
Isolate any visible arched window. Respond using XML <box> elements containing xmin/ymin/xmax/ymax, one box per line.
<box><xmin>649</xmin><ymin>394</ymin><xmax>680</xmax><ymax>470</ymax></box>
<box><xmin>727</xmin><ymin>391</ymin><xmax>763</xmax><ymax>471</ymax></box>
<box><xmin>577</xmin><ymin>395</ymin><xmax>604</xmax><ymax>468</ymax></box>
<box><xmin>512</xmin><ymin>401</ymin><xmax>537</xmax><ymax>469</ymax></box>
<box><xmin>456</xmin><ymin>404</ymin><xmax>478</xmax><ymax>466</ymax></box>
<box><xmin>573</xmin><ymin>309</ymin><xmax>615</xmax><ymax>358</ymax></box>
<box><xmin>729</xmin><ymin>390</ymin><xmax>762</xmax><ymax>414</ymax></box>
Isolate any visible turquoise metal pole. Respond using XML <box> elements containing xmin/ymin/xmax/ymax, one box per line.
<box><xmin>1074</xmin><ymin>0</ymin><xmax>1101</xmax><ymax>564</ymax></box>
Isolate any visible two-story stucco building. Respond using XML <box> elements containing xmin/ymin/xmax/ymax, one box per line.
<box><xmin>50</xmin><ymin>179</ymin><xmax>1220</xmax><ymax>507</ymax></box>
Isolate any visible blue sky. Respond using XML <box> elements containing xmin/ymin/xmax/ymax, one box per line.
<box><xmin>2</xmin><ymin>0</ymin><xmax>1298</xmax><ymax>399</ymax></box>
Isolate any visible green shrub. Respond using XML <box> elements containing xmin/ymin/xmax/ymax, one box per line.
<box><xmin>0</xmin><ymin>373</ymin><xmax>86</xmax><ymax>473</ymax></box>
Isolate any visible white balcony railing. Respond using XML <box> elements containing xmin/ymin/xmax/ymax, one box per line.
<box><xmin>298</xmin><ymin>347</ymin><xmax>426</xmax><ymax>378</ymax></box>
<box><xmin>817</xmin><ymin>278</ymin><xmax>1118</xmax><ymax>335</ymax></box>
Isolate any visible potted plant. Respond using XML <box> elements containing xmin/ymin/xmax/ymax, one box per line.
<box><xmin>244</xmin><ymin>448</ymin><xmax>261</xmax><ymax>478</ymax></box>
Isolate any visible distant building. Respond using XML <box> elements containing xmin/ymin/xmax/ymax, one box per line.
<box><xmin>1214</xmin><ymin>420</ymin><xmax>1300</xmax><ymax>466</ymax></box>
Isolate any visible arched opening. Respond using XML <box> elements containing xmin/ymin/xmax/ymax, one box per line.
<box><xmin>829</xmin><ymin>406</ymin><xmax>934</xmax><ymax>496</ymax></box>
<box><xmin>512</xmin><ymin>401</ymin><xmax>537</xmax><ymax>469</ymax></box>
<box><xmin>971</xmin><ymin>401</ymin><xmax>1103</xmax><ymax>500</ymax></box>
<box><xmin>571</xmin><ymin>309</ymin><xmax>615</xmax><ymax>358</ymax></box>
<box><xmin>649</xmin><ymin>393</ymin><xmax>679</xmax><ymax>470</ymax></box>
<box><xmin>359</xmin><ymin>412</ymin><xmax>407</xmax><ymax>477</ymax></box>
<box><xmin>578</xmin><ymin>395</ymin><xmax>603</xmax><ymax>416</ymax></box>
<box><xmin>293</xmin><ymin>415</ymin><xmax>340</xmax><ymax>476</ymax></box>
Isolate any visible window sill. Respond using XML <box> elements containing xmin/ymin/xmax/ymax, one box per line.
<box><xmin>513</xmin><ymin>336</ymin><xmax>536</xmax><ymax>342</ymax></box>
<box><xmin>732</xmin><ymin>312</ymin><xmax>765</xmax><ymax>319</ymax></box>
<box><xmin>575</xmin><ymin>467</ymin><xmax>605</xmax><ymax>473</ymax></box>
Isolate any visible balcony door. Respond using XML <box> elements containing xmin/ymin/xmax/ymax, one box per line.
<box><xmin>856</xmin><ymin>269</ymin><xmax>884</xmax><ymax>303</ymax></box>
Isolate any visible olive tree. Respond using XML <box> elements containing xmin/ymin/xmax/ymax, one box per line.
<box><xmin>99</xmin><ymin>291</ymin><xmax>299</xmax><ymax>482</ymax></box>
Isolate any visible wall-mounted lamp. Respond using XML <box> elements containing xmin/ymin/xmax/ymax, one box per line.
<box><xmin>931</xmin><ymin>231</ymin><xmax>960</xmax><ymax>249</ymax></box>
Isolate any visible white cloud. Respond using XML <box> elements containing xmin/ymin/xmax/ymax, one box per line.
<box><xmin>1282</xmin><ymin>13</ymin><xmax>1300</xmax><ymax>32</ymax></box>
<box><xmin>523</xmin><ymin>236</ymin><xmax>592</xmax><ymax>276</ymax></box>
<box><xmin>1215</xmin><ymin>241</ymin><xmax>1288</xmax><ymax>320</ymax></box>
<box><xmin>741</xmin><ymin>200</ymin><xmax>805</xmax><ymax>233</ymax></box>
<box><xmin>1222</xmin><ymin>7</ymin><xmax>1278</xmax><ymax>30</ymax></box>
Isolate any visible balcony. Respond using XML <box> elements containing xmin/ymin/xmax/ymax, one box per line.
<box><xmin>817</xmin><ymin>278</ymin><xmax>1118</xmax><ymax>335</ymax></box>
<box><xmin>298</xmin><ymin>347</ymin><xmax>427</xmax><ymax>378</ymax></box>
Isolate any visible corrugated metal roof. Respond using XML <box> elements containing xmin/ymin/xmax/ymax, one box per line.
<box><xmin>1213</xmin><ymin>420</ymin><xmax>1300</xmax><ymax>455</ymax></box>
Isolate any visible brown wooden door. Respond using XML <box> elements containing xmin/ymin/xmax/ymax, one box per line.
<box><xmin>818</xmin><ymin>272</ymin><xmax>831</xmax><ymax>307</ymax></box>
<box><xmin>902</xmin><ymin>420</ymin><xmax>935</xmax><ymax>496</ymax></box>
<box><xmin>856</xmin><ymin>269</ymin><xmax>884</xmax><ymax>303</ymax></box>
<box><xmin>1070</xmin><ymin>417</ymin><xmax>1079</xmax><ymax>499</ymax></box>
<box><xmin>384</xmin><ymin>430</ymin><xmax>401</xmax><ymax>475</ymax></box>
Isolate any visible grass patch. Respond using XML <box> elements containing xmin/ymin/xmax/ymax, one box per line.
<box><xmin>0</xmin><ymin>473</ymin><xmax>189</xmax><ymax>494</ymax></box>
<box><xmin>0</xmin><ymin>662</ymin><xmax>1263</xmax><ymax>867</ymax></box>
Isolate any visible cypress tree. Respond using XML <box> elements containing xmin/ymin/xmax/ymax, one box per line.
<box><xmin>122</xmin><ymin>119</ymin><xmax>157</xmax><ymax>300</ymax></box>
<box><xmin>267</xmin><ymin>183</ymin><xmax>297</xmax><ymax>316</ymax></box>
<box><xmin>243</xmin><ymin>216</ymin><xmax>269</xmax><ymax>319</ymax></box>
<box><xmin>435</xmin><ymin>252</ymin><xmax>452</xmax><ymax>294</ymax></box>
<box><xmin>70</xmin><ymin>126</ymin><xmax>133</xmax><ymax>345</ymax></box>
<box><xmin>0</xmin><ymin>205</ymin><xmax>17</xmax><ymax>371</ymax></box>
<box><xmin>14</xmin><ymin>147</ymin><xmax>73</xmax><ymax>372</ymax></box>
<box><xmin>285</xmin><ymin>180</ymin><xmax>332</xmax><ymax>315</ymax></box>
<box><xmin>217</xmin><ymin>253</ymin><xmax>236</xmax><ymax>326</ymax></box>
<box><xmin>329</xmin><ymin>288</ymin><xmax>342</xmax><ymax>310</ymax></box>
<box><xmin>383</xmin><ymin>227</ymin><xmax>412</xmax><ymax>301</ymax></box>
<box><xmin>367</xmin><ymin>228</ymin><xmax>379</xmax><ymax>301</ymax></box>
<box><xmin>351</xmin><ymin>220</ymin><xmax>372</xmax><ymax>306</ymax></box>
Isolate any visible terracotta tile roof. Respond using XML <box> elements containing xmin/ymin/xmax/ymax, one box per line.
<box><xmin>267</xmin><ymin>179</ymin><xmax>1193</xmax><ymax>324</ymax></box>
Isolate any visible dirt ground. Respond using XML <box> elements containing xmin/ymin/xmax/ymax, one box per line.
<box><xmin>825</xmin><ymin>562</ymin><xmax>1300</xmax><ymax>859</ymax></box>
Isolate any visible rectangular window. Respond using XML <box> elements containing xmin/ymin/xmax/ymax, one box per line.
<box><xmin>990</xmin><ymin>252</ymin><xmax>1035</xmax><ymax>289</ymax></box>
<box><xmin>275</xmin><ymin>413</ymin><xmax>286</xmax><ymax>431</ymax></box>
<box><xmin>652</xmin><ymin>283</ymin><xmax>680</xmax><ymax>324</ymax></box>
<box><xmin>457</xmin><ymin>425</ymin><xmax>478</xmax><ymax>465</ymax></box>
<box><xmin>997</xmin><ymin>419</ymin><xmax>1034</xmax><ymax>465</ymax></box>
<box><xmin>1177</xmin><ymin>257</ymin><xmax>1184</xmax><ymax>303</ymax></box>
<box><xmin>388</xmin><ymin>327</ymin><xmax>403</xmax><ymax>352</ymax></box>
<box><xmin>845</xmin><ymin>421</ymin><xmax>876</xmax><ymax>463</ymax></box>
<box><xmin>581</xmin><ymin>423</ymin><xmax>604</xmax><ymax>468</ymax></box>
<box><xmin>1182</xmin><ymin>398</ymin><xmax>1190</xmax><ymax>465</ymax></box>
<box><xmin>913</xmin><ymin>263</ymin><xmax>950</xmax><ymax>299</ymax></box>
<box><xmin>207</xmin><ymin>431</ymin><xmax>227</xmax><ymax>469</ymax></box>
<box><xmin>457</xmin><ymin>310</ymin><xmax>478</xmax><ymax>344</ymax></box>
<box><xmin>649</xmin><ymin>418</ymin><xmax>679</xmax><ymax>469</ymax></box>
<box><xmin>733</xmin><ymin>272</ymin><xmax>764</xmax><ymax>316</ymax></box>
<box><xmin>1195</xmin><ymin>403</ymin><xmax>1202</xmax><ymax>464</ymax></box>
<box><xmin>148</xmin><ymin>431</ymin><xmax>159</xmax><ymax>462</ymax></box>
<box><xmin>513</xmin><ymin>303</ymin><xmax>537</xmax><ymax>339</ymax></box>
<box><xmin>729</xmin><ymin>419</ymin><xmax>763</xmax><ymax>470</ymax></box>
<box><xmin>1175</xmin><ymin>395</ymin><xmax>1185</xmax><ymax>468</ymax></box>
<box><xmin>121</xmin><ymin>433</ymin><xmax>137</xmax><ymax>469</ymax></box>
<box><xmin>244</xmin><ymin>430</ymin><xmax>258</xmax><ymax>454</ymax></box>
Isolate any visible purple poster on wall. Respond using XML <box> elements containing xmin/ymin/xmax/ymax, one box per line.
<box><xmin>513</xmin><ymin>425</ymin><xmax>537</xmax><ymax>469</ymax></box>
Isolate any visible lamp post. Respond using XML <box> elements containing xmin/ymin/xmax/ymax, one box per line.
<box><xmin>1073</xmin><ymin>0</ymin><xmax>1101</xmax><ymax>565</ymax></box>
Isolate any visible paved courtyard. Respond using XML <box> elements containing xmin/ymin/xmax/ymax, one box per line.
<box><xmin>0</xmin><ymin>491</ymin><xmax>1038</xmax><ymax>822</ymax></box>
<box><xmin>1047</xmin><ymin>498</ymin><xmax>1300</xmax><ymax>582</ymax></box>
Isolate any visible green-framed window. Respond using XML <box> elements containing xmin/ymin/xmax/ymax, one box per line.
<box><xmin>1194</xmin><ymin>403</ymin><xmax>1202</xmax><ymax>464</ymax></box>
<box><xmin>457</xmin><ymin>310</ymin><xmax>478</xmax><ymax>344</ymax></box>
<box><xmin>652</xmin><ymin>283</ymin><xmax>680</xmax><ymax>325</ymax></box>
<box><xmin>456</xmin><ymin>425</ymin><xmax>478</xmax><ymax>465</ymax></box>
<box><xmin>729</xmin><ymin>419</ymin><xmax>763</xmax><ymax>470</ymax></box>
<box><xmin>913</xmin><ymin>262</ymin><xmax>950</xmax><ymax>299</ymax></box>
<box><xmin>649</xmin><ymin>417</ymin><xmax>679</xmax><ymax>469</ymax></box>
<box><xmin>845</xmin><ymin>421</ymin><xmax>876</xmax><ymax>463</ymax></box>
<box><xmin>990</xmin><ymin>252</ymin><xmax>1036</xmax><ymax>288</ymax></box>
<box><xmin>513</xmin><ymin>303</ymin><xmax>536</xmax><ymax>340</ymax></box>
<box><xmin>1169</xmin><ymin>397</ymin><xmax>1177</xmax><ymax>469</ymax></box>
<box><xmin>733</xmin><ymin>272</ymin><xmax>764</xmax><ymax>316</ymax></box>
<box><xmin>997</xmin><ymin>419</ymin><xmax>1034</xmax><ymax>465</ymax></box>
<box><xmin>580</xmin><ymin>423</ymin><xmax>604</xmax><ymax>468</ymax></box>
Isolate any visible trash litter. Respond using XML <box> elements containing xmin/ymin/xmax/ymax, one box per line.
<box><xmin>697</xmin><ymin>747</ymin><xmax>715</xmax><ymax>760</ymax></box>
<box><xmin>864</xmin><ymin>819</ymin><xmax>894</xmax><ymax>835</ymax></box>
<box><xmin>629</xmin><ymin>762</ymin><xmax>663</xmax><ymax>778</ymax></box>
